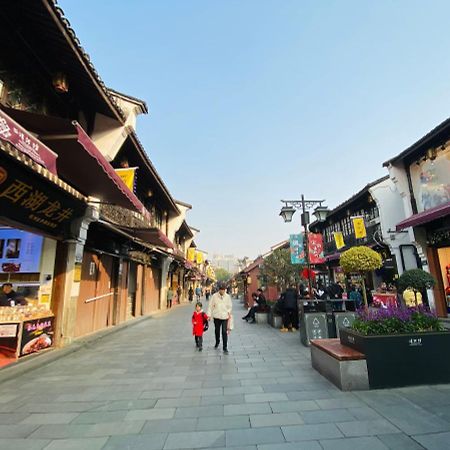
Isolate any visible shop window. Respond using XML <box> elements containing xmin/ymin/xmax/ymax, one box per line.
<box><xmin>400</xmin><ymin>245</ymin><xmax>419</xmax><ymax>272</ymax></box>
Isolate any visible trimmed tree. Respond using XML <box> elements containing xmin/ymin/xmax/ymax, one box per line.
<box><xmin>340</xmin><ymin>246</ymin><xmax>382</xmax><ymax>312</ymax></box>
<box><xmin>259</xmin><ymin>248</ymin><xmax>302</xmax><ymax>291</ymax></box>
<box><xmin>398</xmin><ymin>269</ymin><xmax>436</xmax><ymax>308</ymax></box>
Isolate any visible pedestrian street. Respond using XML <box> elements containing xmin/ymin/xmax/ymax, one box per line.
<box><xmin>0</xmin><ymin>299</ymin><xmax>450</xmax><ymax>450</ymax></box>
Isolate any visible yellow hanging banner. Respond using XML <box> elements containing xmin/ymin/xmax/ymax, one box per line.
<box><xmin>187</xmin><ymin>248</ymin><xmax>196</xmax><ymax>262</ymax></box>
<box><xmin>114</xmin><ymin>167</ymin><xmax>137</xmax><ymax>191</ymax></box>
<box><xmin>196</xmin><ymin>251</ymin><xmax>204</xmax><ymax>264</ymax></box>
<box><xmin>352</xmin><ymin>216</ymin><xmax>367</xmax><ymax>239</ymax></box>
<box><xmin>334</xmin><ymin>231</ymin><xmax>345</xmax><ymax>249</ymax></box>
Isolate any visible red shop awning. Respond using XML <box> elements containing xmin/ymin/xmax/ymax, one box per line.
<box><xmin>396</xmin><ymin>201</ymin><xmax>450</xmax><ymax>231</ymax></box>
<box><xmin>122</xmin><ymin>227</ymin><xmax>174</xmax><ymax>249</ymax></box>
<box><xmin>1</xmin><ymin>107</ymin><xmax>146</xmax><ymax>215</ymax></box>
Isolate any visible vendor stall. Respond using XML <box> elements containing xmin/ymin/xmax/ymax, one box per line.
<box><xmin>0</xmin><ymin>304</ymin><xmax>54</xmax><ymax>366</ymax></box>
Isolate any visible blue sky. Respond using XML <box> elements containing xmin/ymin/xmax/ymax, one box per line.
<box><xmin>61</xmin><ymin>0</ymin><xmax>450</xmax><ymax>259</ymax></box>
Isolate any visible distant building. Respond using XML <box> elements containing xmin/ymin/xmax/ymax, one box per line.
<box><xmin>210</xmin><ymin>254</ymin><xmax>240</xmax><ymax>274</ymax></box>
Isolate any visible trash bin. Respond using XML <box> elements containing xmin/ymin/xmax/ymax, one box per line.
<box><xmin>334</xmin><ymin>312</ymin><xmax>356</xmax><ymax>338</ymax></box>
<box><xmin>299</xmin><ymin>300</ymin><xmax>329</xmax><ymax>346</ymax></box>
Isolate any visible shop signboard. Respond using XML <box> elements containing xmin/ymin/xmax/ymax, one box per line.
<box><xmin>0</xmin><ymin>154</ymin><xmax>86</xmax><ymax>237</ymax></box>
<box><xmin>0</xmin><ymin>323</ymin><xmax>18</xmax><ymax>338</ymax></box>
<box><xmin>0</xmin><ymin>109</ymin><xmax>57</xmax><ymax>175</ymax></box>
<box><xmin>0</xmin><ymin>229</ymin><xmax>43</xmax><ymax>273</ymax></box>
<box><xmin>19</xmin><ymin>316</ymin><xmax>54</xmax><ymax>357</ymax></box>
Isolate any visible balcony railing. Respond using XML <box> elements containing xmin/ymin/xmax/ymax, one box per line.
<box><xmin>99</xmin><ymin>204</ymin><xmax>151</xmax><ymax>229</ymax></box>
<box><xmin>322</xmin><ymin>223</ymin><xmax>382</xmax><ymax>256</ymax></box>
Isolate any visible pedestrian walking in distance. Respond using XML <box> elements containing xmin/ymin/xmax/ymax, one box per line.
<box><xmin>195</xmin><ymin>286</ymin><xmax>202</xmax><ymax>301</ymax></box>
<box><xmin>207</xmin><ymin>281</ymin><xmax>232</xmax><ymax>354</ymax></box>
<box><xmin>192</xmin><ymin>302</ymin><xmax>208</xmax><ymax>351</ymax></box>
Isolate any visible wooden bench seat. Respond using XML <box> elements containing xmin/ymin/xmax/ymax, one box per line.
<box><xmin>310</xmin><ymin>339</ymin><xmax>365</xmax><ymax>361</ymax></box>
<box><xmin>310</xmin><ymin>338</ymin><xmax>369</xmax><ymax>391</ymax></box>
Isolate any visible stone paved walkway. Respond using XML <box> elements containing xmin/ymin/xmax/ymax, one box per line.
<box><xmin>1</xmin><ymin>299</ymin><xmax>450</xmax><ymax>449</ymax></box>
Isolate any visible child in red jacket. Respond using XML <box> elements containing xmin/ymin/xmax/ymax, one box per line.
<box><xmin>192</xmin><ymin>302</ymin><xmax>208</xmax><ymax>351</ymax></box>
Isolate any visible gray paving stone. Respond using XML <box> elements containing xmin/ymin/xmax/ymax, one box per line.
<box><xmin>200</xmin><ymin>394</ymin><xmax>244</xmax><ymax>406</ymax></box>
<box><xmin>374</xmin><ymin>404</ymin><xmax>450</xmax><ymax>434</ymax></box>
<box><xmin>282</xmin><ymin>423</ymin><xmax>343</xmax><ymax>441</ymax></box>
<box><xmin>319</xmin><ymin>436</ymin><xmax>389</xmax><ymax>450</ymax></box>
<box><xmin>175</xmin><ymin>405</ymin><xmax>224</xmax><ymax>418</ymax></box>
<box><xmin>197</xmin><ymin>415</ymin><xmax>250</xmax><ymax>431</ymax></box>
<box><xmin>43</xmin><ymin>437</ymin><xmax>108</xmax><ymax>450</ymax></box>
<box><xmin>0</xmin><ymin>439</ymin><xmax>50</xmax><ymax>450</ymax></box>
<box><xmin>156</xmin><ymin>397</ymin><xmax>202</xmax><ymax>408</ymax></box>
<box><xmin>21</xmin><ymin>413</ymin><xmax>79</xmax><ymax>425</ymax></box>
<box><xmin>377</xmin><ymin>433</ymin><xmax>425</xmax><ymax>449</ymax></box>
<box><xmin>245</xmin><ymin>393</ymin><xmax>288</xmax><ymax>403</ymax></box>
<box><xmin>93</xmin><ymin>399</ymin><xmax>157</xmax><ymax>411</ymax></box>
<box><xmin>270</xmin><ymin>400</ymin><xmax>319</xmax><ymax>413</ymax></box>
<box><xmin>0</xmin><ymin>424</ymin><xmax>39</xmax><ymax>438</ymax></box>
<box><xmin>223</xmin><ymin>386</ymin><xmax>264</xmax><ymax>395</ymax></box>
<box><xmin>163</xmin><ymin>430</ymin><xmax>225</xmax><ymax>449</ymax></box>
<box><xmin>141</xmin><ymin>418</ymin><xmax>197</xmax><ymax>434</ymax></box>
<box><xmin>18</xmin><ymin>402</ymin><xmax>104</xmax><ymax>413</ymax></box>
<box><xmin>103</xmin><ymin>433</ymin><xmax>168</xmax><ymax>450</ymax></box>
<box><xmin>71</xmin><ymin>411</ymin><xmax>127</xmax><ymax>424</ymax></box>
<box><xmin>224</xmin><ymin>403</ymin><xmax>272</xmax><ymax>416</ymax></box>
<box><xmin>413</xmin><ymin>431</ymin><xmax>450</xmax><ymax>449</ymax></box>
<box><xmin>250</xmin><ymin>412</ymin><xmax>303</xmax><ymax>427</ymax></box>
<box><xmin>302</xmin><ymin>408</ymin><xmax>355</xmax><ymax>424</ymax></box>
<box><xmin>336</xmin><ymin>419</ymin><xmax>401</xmax><ymax>437</ymax></box>
<box><xmin>226</xmin><ymin>427</ymin><xmax>285</xmax><ymax>446</ymax></box>
<box><xmin>125</xmin><ymin>408</ymin><xmax>175</xmax><ymax>421</ymax></box>
<box><xmin>258</xmin><ymin>443</ymin><xmax>322</xmax><ymax>450</ymax></box>
<box><xmin>0</xmin><ymin>412</ymin><xmax>30</xmax><ymax>424</ymax></box>
<box><xmin>316</xmin><ymin>397</ymin><xmax>366</xmax><ymax>410</ymax></box>
<box><xmin>140</xmin><ymin>390</ymin><xmax>183</xmax><ymax>399</ymax></box>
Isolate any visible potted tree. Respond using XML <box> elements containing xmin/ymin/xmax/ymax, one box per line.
<box><xmin>339</xmin><ymin>267</ymin><xmax>450</xmax><ymax>388</ymax></box>
<box><xmin>339</xmin><ymin>246</ymin><xmax>382</xmax><ymax>312</ymax></box>
<box><xmin>398</xmin><ymin>269</ymin><xmax>436</xmax><ymax>307</ymax></box>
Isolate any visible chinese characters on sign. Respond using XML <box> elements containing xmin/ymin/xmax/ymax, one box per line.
<box><xmin>0</xmin><ymin>156</ymin><xmax>86</xmax><ymax>236</ymax></box>
<box><xmin>352</xmin><ymin>216</ymin><xmax>367</xmax><ymax>239</ymax></box>
<box><xmin>0</xmin><ymin>177</ymin><xmax>74</xmax><ymax>230</ymax></box>
<box><xmin>0</xmin><ymin>109</ymin><xmax>57</xmax><ymax>174</ymax></box>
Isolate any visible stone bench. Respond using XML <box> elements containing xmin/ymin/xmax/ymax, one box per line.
<box><xmin>310</xmin><ymin>339</ymin><xmax>369</xmax><ymax>391</ymax></box>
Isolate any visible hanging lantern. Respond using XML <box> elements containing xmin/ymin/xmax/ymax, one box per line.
<box><xmin>52</xmin><ymin>72</ymin><xmax>69</xmax><ymax>93</ymax></box>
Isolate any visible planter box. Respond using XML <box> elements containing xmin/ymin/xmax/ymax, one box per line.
<box><xmin>255</xmin><ymin>312</ymin><xmax>268</xmax><ymax>324</ymax></box>
<box><xmin>340</xmin><ymin>328</ymin><xmax>450</xmax><ymax>389</ymax></box>
<box><xmin>271</xmin><ymin>315</ymin><xmax>282</xmax><ymax>329</ymax></box>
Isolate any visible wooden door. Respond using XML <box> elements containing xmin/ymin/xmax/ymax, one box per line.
<box><xmin>135</xmin><ymin>264</ymin><xmax>143</xmax><ymax>317</ymax></box>
<box><xmin>75</xmin><ymin>251</ymin><xmax>97</xmax><ymax>337</ymax></box>
<box><xmin>116</xmin><ymin>260</ymin><xmax>129</xmax><ymax>324</ymax></box>
<box><xmin>93</xmin><ymin>255</ymin><xmax>114</xmax><ymax>331</ymax></box>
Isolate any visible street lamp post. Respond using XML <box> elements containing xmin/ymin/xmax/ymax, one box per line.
<box><xmin>279</xmin><ymin>195</ymin><xmax>329</xmax><ymax>298</ymax></box>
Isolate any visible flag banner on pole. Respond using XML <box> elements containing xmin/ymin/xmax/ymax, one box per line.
<box><xmin>187</xmin><ymin>248</ymin><xmax>196</xmax><ymax>262</ymax></box>
<box><xmin>289</xmin><ymin>234</ymin><xmax>305</xmax><ymax>264</ymax></box>
<box><xmin>334</xmin><ymin>231</ymin><xmax>345</xmax><ymax>250</ymax></box>
<box><xmin>308</xmin><ymin>233</ymin><xmax>325</xmax><ymax>264</ymax></box>
<box><xmin>114</xmin><ymin>167</ymin><xmax>138</xmax><ymax>192</ymax></box>
<box><xmin>352</xmin><ymin>216</ymin><xmax>367</xmax><ymax>239</ymax></box>
<box><xmin>196</xmin><ymin>251</ymin><xmax>204</xmax><ymax>264</ymax></box>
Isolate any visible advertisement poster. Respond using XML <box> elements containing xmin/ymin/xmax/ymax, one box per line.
<box><xmin>289</xmin><ymin>234</ymin><xmax>305</xmax><ymax>264</ymax></box>
<box><xmin>19</xmin><ymin>316</ymin><xmax>54</xmax><ymax>357</ymax></box>
<box><xmin>0</xmin><ymin>229</ymin><xmax>43</xmax><ymax>273</ymax></box>
<box><xmin>308</xmin><ymin>233</ymin><xmax>325</xmax><ymax>264</ymax></box>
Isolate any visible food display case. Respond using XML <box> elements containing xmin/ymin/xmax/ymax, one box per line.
<box><xmin>0</xmin><ymin>305</ymin><xmax>54</xmax><ymax>363</ymax></box>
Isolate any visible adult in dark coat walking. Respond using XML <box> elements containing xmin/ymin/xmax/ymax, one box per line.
<box><xmin>279</xmin><ymin>285</ymin><xmax>298</xmax><ymax>332</ymax></box>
